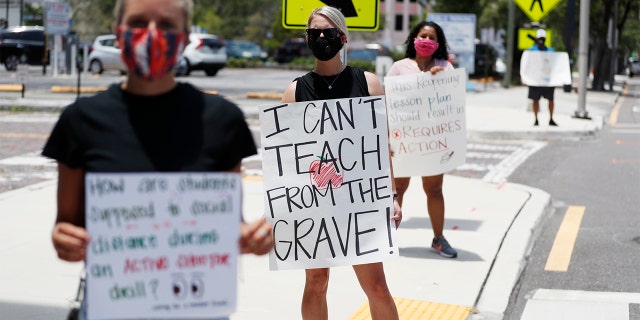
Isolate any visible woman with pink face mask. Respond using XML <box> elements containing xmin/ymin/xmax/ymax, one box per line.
<box><xmin>385</xmin><ymin>21</ymin><xmax>458</xmax><ymax>259</ymax></box>
<box><xmin>43</xmin><ymin>2</ymin><xmax>274</xmax><ymax>318</ymax></box>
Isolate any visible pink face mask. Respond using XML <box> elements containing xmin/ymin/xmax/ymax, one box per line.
<box><xmin>414</xmin><ymin>38</ymin><xmax>439</xmax><ymax>57</ymax></box>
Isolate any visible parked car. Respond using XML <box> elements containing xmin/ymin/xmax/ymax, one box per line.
<box><xmin>627</xmin><ymin>57</ymin><xmax>640</xmax><ymax>77</ymax></box>
<box><xmin>177</xmin><ymin>33</ymin><xmax>226</xmax><ymax>76</ymax></box>
<box><xmin>347</xmin><ymin>43</ymin><xmax>392</xmax><ymax>64</ymax></box>
<box><xmin>273</xmin><ymin>38</ymin><xmax>310</xmax><ymax>63</ymax></box>
<box><xmin>0</xmin><ymin>26</ymin><xmax>46</xmax><ymax>71</ymax></box>
<box><xmin>473</xmin><ymin>43</ymin><xmax>498</xmax><ymax>76</ymax></box>
<box><xmin>226</xmin><ymin>40</ymin><xmax>267</xmax><ymax>61</ymax></box>
<box><xmin>87</xmin><ymin>34</ymin><xmax>127</xmax><ymax>75</ymax></box>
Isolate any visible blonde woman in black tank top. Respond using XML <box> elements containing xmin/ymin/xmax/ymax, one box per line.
<box><xmin>281</xmin><ymin>6</ymin><xmax>402</xmax><ymax>320</ymax></box>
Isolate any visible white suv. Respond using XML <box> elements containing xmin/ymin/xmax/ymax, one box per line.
<box><xmin>177</xmin><ymin>33</ymin><xmax>227</xmax><ymax>77</ymax></box>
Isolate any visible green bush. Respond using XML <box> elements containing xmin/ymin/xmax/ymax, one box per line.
<box><xmin>347</xmin><ymin>60</ymin><xmax>375</xmax><ymax>72</ymax></box>
<box><xmin>227</xmin><ymin>57</ymin><xmax>265</xmax><ymax>68</ymax></box>
<box><xmin>288</xmin><ymin>57</ymin><xmax>315</xmax><ymax>70</ymax></box>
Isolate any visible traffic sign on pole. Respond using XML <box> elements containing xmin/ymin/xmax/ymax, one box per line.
<box><xmin>282</xmin><ymin>0</ymin><xmax>379</xmax><ymax>31</ymax></box>
<box><xmin>514</xmin><ymin>0</ymin><xmax>563</xmax><ymax>22</ymax></box>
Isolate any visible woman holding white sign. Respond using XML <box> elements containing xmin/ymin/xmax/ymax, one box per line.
<box><xmin>385</xmin><ymin>21</ymin><xmax>458</xmax><ymax>259</ymax></box>
<box><xmin>281</xmin><ymin>6</ymin><xmax>402</xmax><ymax>320</ymax></box>
<box><xmin>43</xmin><ymin>1</ymin><xmax>274</xmax><ymax>318</ymax></box>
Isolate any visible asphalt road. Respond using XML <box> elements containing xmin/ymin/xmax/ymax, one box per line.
<box><xmin>504</xmin><ymin>79</ymin><xmax>640</xmax><ymax>319</ymax></box>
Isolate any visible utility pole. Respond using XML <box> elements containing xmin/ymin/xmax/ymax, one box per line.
<box><xmin>383</xmin><ymin>0</ymin><xmax>393</xmax><ymax>50</ymax></box>
<box><xmin>503</xmin><ymin>0</ymin><xmax>515</xmax><ymax>88</ymax></box>
<box><xmin>609</xmin><ymin>0</ymin><xmax>618</xmax><ymax>91</ymax></box>
<box><xmin>575</xmin><ymin>0</ymin><xmax>591</xmax><ymax>119</ymax></box>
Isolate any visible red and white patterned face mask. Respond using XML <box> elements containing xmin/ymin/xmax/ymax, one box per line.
<box><xmin>118</xmin><ymin>26</ymin><xmax>185</xmax><ymax>81</ymax></box>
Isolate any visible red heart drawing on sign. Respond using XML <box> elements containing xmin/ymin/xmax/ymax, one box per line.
<box><xmin>309</xmin><ymin>155</ymin><xmax>344</xmax><ymax>190</ymax></box>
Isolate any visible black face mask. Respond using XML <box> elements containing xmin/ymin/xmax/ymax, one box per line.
<box><xmin>308</xmin><ymin>36</ymin><xmax>343</xmax><ymax>61</ymax></box>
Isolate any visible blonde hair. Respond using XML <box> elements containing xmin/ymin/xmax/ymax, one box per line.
<box><xmin>307</xmin><ymin>6</ymin><xmax>349</xmax><ymax>39</ymax></box>
<box><xmin>114</xmin><ymin>0</ymin><xmax>193</xmax><ymax>33</ymax></box>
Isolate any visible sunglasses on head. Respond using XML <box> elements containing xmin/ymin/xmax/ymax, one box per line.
<box><xmin>306</xmin><ymin>28</ymin><xmax>343</xmax><ymax>40</ymax></box>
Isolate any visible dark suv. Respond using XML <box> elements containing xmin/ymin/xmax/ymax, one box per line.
<box><xmin>273</xmin><ymin>38</ymin><xmax>311</xmax><ymax>63</ymax></box>
<box><xmin>0</xmin><ymin>26</ymin><xmax>46</xmax><ymax>71</ymax></box>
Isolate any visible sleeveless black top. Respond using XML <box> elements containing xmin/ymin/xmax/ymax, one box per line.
<box><xmin>294</xmin><ymin>66</ymin><xmax>370</xmax><ymax>102</ymax></box>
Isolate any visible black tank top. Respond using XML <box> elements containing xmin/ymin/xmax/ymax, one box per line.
<box><xmin>294</xmin><ymin>66</ymin><xmax>370</xmax><ymax>102</ymax></box>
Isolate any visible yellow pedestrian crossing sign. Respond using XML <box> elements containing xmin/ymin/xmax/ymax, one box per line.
<box><xmin>514</xmin><ymin>0</ymin><xmax>563</xmax><ymax>22</ymax></box>
<box><xmin>282</xmin><ymin>0</ymin><xmax>379</xmax><ymax>31</ymax></box>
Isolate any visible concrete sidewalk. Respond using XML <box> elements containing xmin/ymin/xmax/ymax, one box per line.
<box><xmin>0</xmin><ymin>169</ymin><xmax>550</xmax><ymax>320</ymax></box>
<box><xmin>0</xmin><ymin>80</ymin><xmax>621</xmax><ymax>319</ymax></box>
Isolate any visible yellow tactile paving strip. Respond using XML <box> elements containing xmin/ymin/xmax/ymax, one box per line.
<box><xmin>350</xmin><ymin>297</ymin><xmax>473</xmax><ymax>320</ymax></box>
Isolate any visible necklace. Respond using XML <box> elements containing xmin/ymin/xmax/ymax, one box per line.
<box><xmin>315</xmin><ymin>68</ymin><xmax>344</xmax><ymax>90</ymax></box>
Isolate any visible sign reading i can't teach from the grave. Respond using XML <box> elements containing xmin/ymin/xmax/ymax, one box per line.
<box><xmin>384</xmin><ymin>68</ymin><xmax>468</xmax><ymax>177</ymax></box>
<box><xmin>259</xmin><ymin>96</ymin><xmax>398</xmax><ymax>270</ymax></box>
<box><xmin>85</xmin><ymin>172</ymin><xmax>241</xmax><ymax>320</ymax></box>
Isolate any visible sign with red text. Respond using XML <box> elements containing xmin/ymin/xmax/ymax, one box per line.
<box><xmin>44</xmin><ymin>1</ymin><xmax>70</xmax><ymax>35</ymax></box>
<box><xmin>85</xmin><ymin>172</ymin><xmax>241</xmax><ymax>320</ymax></box>
<box><xmin>260</xmin><ymin>96</ymin><xmax>398</xmax><ymax>270</ymax></box>
<box><xmin>384</xmin><ymin>68</ymin><xmax>467</xmax><ymax>177</ymax></box>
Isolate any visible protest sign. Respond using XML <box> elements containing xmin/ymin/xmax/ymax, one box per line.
<box><xmin>384</xmin><ymin>68</ymin><xmax>467</xmax><ymax>177</ymax></box>
<box><xmin>85</xmin><ymin>172</ymin><xmax>241</xmax><ymax>320</ymax></box>
<box><xmin>259</xmin><ymin>96</ymin><xmax>398</xmax><ymax>270</ymax></box>
<box><xmin>520</xmin><ymin>51</ymin><xmax>572</xmax><ymax>87</ymax></box>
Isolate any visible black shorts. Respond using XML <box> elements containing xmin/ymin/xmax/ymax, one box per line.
<box><xmin>528</xmin><ymin>86</ymin><xmax>555</xmax><ymax>100</ymax></box>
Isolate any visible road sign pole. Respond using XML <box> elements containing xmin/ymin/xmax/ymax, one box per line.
<box><xmin>575</xmin><ymin>0</ymin><xmax>591</xmax><ymax>119</ymax></box>
<box><xmin>383</xmin><ymin>0</ymin><xmax>393</xmax><ymax>49</ymax></box>
<box><xmin>503</xmin><ymin>0</ymin><xmax>515</xmax><ymax>88</ymax></box>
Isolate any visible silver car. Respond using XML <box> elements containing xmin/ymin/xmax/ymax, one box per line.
<box><xmin>176</xmin><ymin>33</ymin><xmax>227</xmax><ymax>77</ymax></box>
<box><xmin>87</xmin><ymin>34</ymin><xmax>127</xmax><ymax>75</ymax></box>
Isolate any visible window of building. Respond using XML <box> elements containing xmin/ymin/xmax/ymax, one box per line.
<box><xmin>395</xmin><ymin>15</ymin><xmax>403</xmax><ymax>31</ymax></box>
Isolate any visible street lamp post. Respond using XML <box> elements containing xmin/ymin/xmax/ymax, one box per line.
<box><xmin>575</xmin><ymin>0</ymin><xmax>591</xmax><ymax>119</ymax></box>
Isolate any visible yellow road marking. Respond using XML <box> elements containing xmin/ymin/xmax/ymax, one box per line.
<box><xmin>0</xmin><ymin>132</ymin><xmax>49</xmax><ymax>139</ymax></box>
<box><xmin>544</xmin><ymin>206</ymin><xmax>585</xmax><ymax>272</ymax></box>
<box><xmin>608</xmin><ymin>86</ymin><xmax>627</xmax><ymax>125</ymax></box>
<box><xmin>350</xmin><ymin>297</ymin><xmax>472</xmax><ymax>320</ymax></box>
<box><xmin>50</xmin><ymin>86</ymin><xmax>108</xmax><ymax>93</ymax></box>
<box><xmin>0</xmin><ymin>84</ymin><xmax>24</xmax><ymax>92</ymax></box>
<box><xmin>242</xmin><ymin>175</ymin><xmax>263</xmax><ymax>182</ymax></box>
<box><xmin>615</xmin><ymin>139</ymin><xmax>640</xmax><ymax>146</ymax></box>
<box><xmin>246</xmin><ymin>91</ymin><xmax>283</xmax><ymax>99</ymax></box>
<box><xmin>611</xmin><ymin>158</ymin><xmax>640</xmax><ymax>165</ymax></box>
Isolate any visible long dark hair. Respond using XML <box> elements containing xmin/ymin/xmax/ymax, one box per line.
<box><xmin>404</xmin><ymin>21</ymin><xmax>449</xmax><ymax>60</ymax></box>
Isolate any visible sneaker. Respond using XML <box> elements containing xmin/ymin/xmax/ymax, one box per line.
<box><xmin>549</xmin><ymin>119</ymin><xmax>558</xmax><ymax>126</ymax></box>
<box><xmin>431</xmin><ymin>235</ymin><xmax>458</xmax><ymax>258</ymax></box>
<box><xmin>533</xmin><ymin>119</ymin><xmax>539</xmax><ymax>126</ymax></box>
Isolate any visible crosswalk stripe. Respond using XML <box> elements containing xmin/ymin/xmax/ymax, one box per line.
<box><xmin>544</xmin><ymin>206</ymin><xmax>585</xmax><ymax>272</ymax></box>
